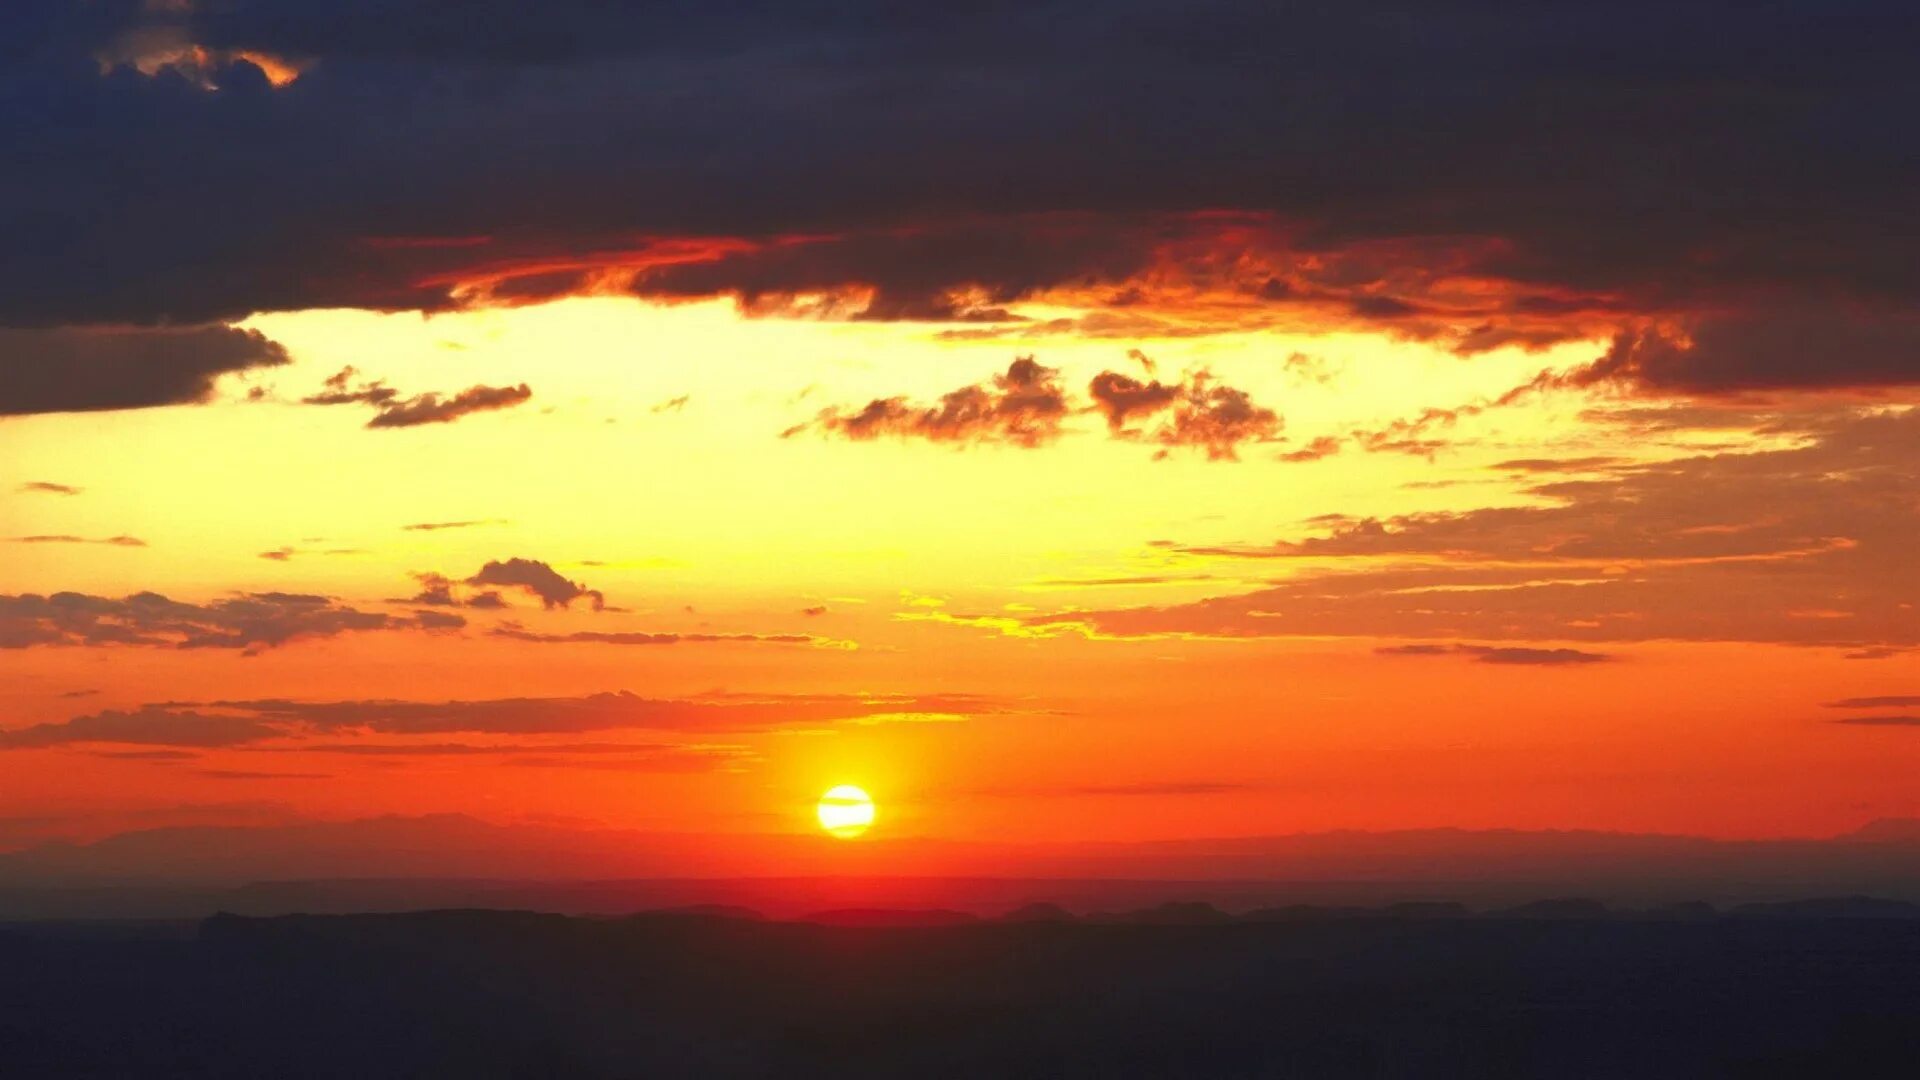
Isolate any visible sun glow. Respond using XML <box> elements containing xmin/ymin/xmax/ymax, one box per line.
<box><xmin>816</xmin><ymin>785</ymin><xmax>876</xmax><ymax>839</ymax></box>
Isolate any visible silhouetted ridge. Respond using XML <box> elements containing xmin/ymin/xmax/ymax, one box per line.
<box><xmin>998</xmin><ymin>902</ymin><xmax>1073</xmax><ymax>923</ymax></box>
<box><xmin>798</xmin><ymin>908</ymin><xmax>978</xmax><ymax>927</ymax></box>
<box><xmin>1497</xmin><ymin>897</ymin><xmax>1613</xmax><ymax>919</ymax></box>
<box><xmin>1730</xmin><ymin>896</ymin><xmax>1920</xmax><ymax>919</ymax></box>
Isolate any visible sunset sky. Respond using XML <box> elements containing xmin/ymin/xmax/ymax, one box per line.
<box><xmin>1</xmin><ymin>1</ymin><xmax>1916</xmax><ymax>875</ymax></box>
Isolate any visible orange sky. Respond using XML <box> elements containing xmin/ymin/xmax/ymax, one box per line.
<box><xmin>4</xmin><ymin>291</ymin><xmax>1915</xmax><ymax>861</ymax></box>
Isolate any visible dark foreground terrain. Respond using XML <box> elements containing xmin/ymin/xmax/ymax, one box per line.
<box><xmin>3</xmin><ymin>905</ymin><xmax>1919</xmax><ymax>1078</ymax></box>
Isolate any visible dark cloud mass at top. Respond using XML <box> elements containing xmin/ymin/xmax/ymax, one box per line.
<box><xmin>0</xmin><ymin>1</ymin><xmax>1915</xmax><ymax>391</ymax></box>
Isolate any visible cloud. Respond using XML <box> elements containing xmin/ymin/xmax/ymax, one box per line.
<box><xmin>1145</xmin><ymin>374</ymin><xmax>1282</xmax><ymax>461</ymax></box>
<box><xmin>798</xmin><ymin>356</ymin><xmax>1279</xmax><ymax>459</ymax></box>
<box><xmin>198</xmin><ymin>770</ymin><xmax>332</xmax><ymax>781</ymax></box>
<box><xmin>1566</xmin><ymin>310</ymin><xmax>1920</xmax><ymax>395</ymax></box>
<box><xmin>984</xmin><ymin>410</ymin><xmax>1920</xmax><ymax>649</ymax></box>
<box><xmin>300</xmin><ymin>365</ymin><xmax>397</xmax><ymax>407</ymax></box>
<box><xmin>1086</xmin><ymin>371</ymin><xmax>1179</xmax><ymax>431</ymax></box>
<box><xmin>0</xmin><ymin>325</ymin><xmax>287</xmax><ymax>416</ymax></box>
<box><xmin>289</xmin><ymin>740</ymin><xmax>740</xmax><ymax>760</ymax></box>
<box><xmin>303</xmin><ymin>367</ymin><xmax>532</xmax><ymax>428</ymax></box>
<box><xmin>1065</xmin><ymin>781</ymin><xmax>1251</xmax><ymax>797</ymax></box>
<box><xmin>0</xmin><ymin>590</ymin><xmax>463</xmax><ymax>650</ymax></box>
<box><xmin>1278</xmin><ymin>436</ymin><xmax>1344</xmax><ymax>463</ymax></box>
<box><xmin>0</xmin><ymin>690</ymin><xmax>1011</xmax><ymax>749</ymax></box>
<box><xmin>1491</xmin><ymin>457</ymin><xmax>1629</xmax><ymax>474</ymax></box>
<box><xmin>502</xmin><ymin>749</ymin><xmax>751</xmax><ymax>773</ymax></box>
<box><xmin>1087</xmin><ymin>365</ymin><xmax>1283</xmax><ymax>461</ymax></box>
<box><xmin>12</xmin><ymin>534</ymin><xmax>146</xmax><ymax>547</ymax></box>
<box><xmin>466</xmin><ymin>558</ymin><xmax>603</xmax><ymax>610</ymax></box>
<box><xmin>490</xmin><ymin>625</ymin><xmax>847</xmax><ymax>649</ymax></box>
<box><xmin>1029</xmin><ymin>574</ymin><xmax>1217</xmax><ymax>589</ymax></box>
<box><xmin>795</xmin><ymin>357</ymin><xmax>1068</xmax><ymax>447</ymax></box>
<box><xmin>1844</xmin><ymin>647</ymin><xmax>1907</xmax><ymax>661</ymax></box>
<box><xmin>1826</xmin><ymin>696</ymin><xmax>1920</xmax><ymax>709</ymax></box>
<box><xmin>2</xmin><ymin>3</ymin><xmax>1915</xmax><ymax>397</ymax></box>
<box><xmin>367</xmin><ymin>382</ymin><xmax>533</xmax><ymax>427</ymax></box>
<box><xmin>1833</xmin><ymin>715</ymin><xmax>1920</xmax><ymax>727</ymax></box>
<box><xmin>0</xmin><ymin>707</ymin><xmax>282</xmax><ymax>748</ymax></box>
<box><xmin>257</xmin><ymin>545</ymin><xmax>361</xmax><ymax>561</ymax></box>
<box><xmin>401</xmin><ymin>519</ymin><xmax>506</xmax><ymax>532</ymax></box>
<box><xmin>1376</xmin><ymin>643</ymin><xmax>1615</xmax><ymax>665</ymax></box>
<box><xmin>17</xmin><ymin>481</ymin><xmax>81</xmax><ymax>495</ymax></box>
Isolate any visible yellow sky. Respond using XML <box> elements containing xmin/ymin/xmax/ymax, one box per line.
<box><xmin>2</xmin><ymin>297</ymin><xmax>1914</xmax><ymax>848</ymax></box>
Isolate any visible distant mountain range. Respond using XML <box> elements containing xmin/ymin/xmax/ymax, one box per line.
<box><xmin>3</xmin><ymin>814</ymin><xmax>1920</xmax><ymax>919</ymax></box>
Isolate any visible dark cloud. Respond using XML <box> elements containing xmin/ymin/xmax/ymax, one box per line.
<box><xmin>466</xmin><ymin>558</ymin><xmax>603</xmax><ymax>610</ymax></box>
<box><xmin>1136</xmin><ymin>371</ymin><xmax>1282</xmax><ymax>461</ymax></box>
<box><xmin>975</xmin><ymin>780</ymin><xmax>1255</xmax><ymax>798</ymax></box>
<box><xmin>1030</xmin><ymin>574</ymin><xmax>1217</xmax><ymax>588</ymax></box>
<box><xmin>303</xmin><ymin>367</ymin><xmax>531</xmax><ymax>428</ymax></box>
<box><xmin>257</xmin><ymin>545</ymin><xmax>361</xmax><ymax>561</ymax></box>
<box><xmin>502</xmin><ymin>750</ymin><xmax>749</xmax><ymax>773</ymax></box>
<box><xmin>1826</xmin><ymin>696</ymin><xmax>1920</xmax><ymax>709</ymax></box>
<box><xmin>289</xmin><ymin>740</ymin><xmax>726</xmax><ymax>758</ymax></box>
<box><xmin>5</xmin><ymin>2</ymin><xmax>1912</xmax><ymax>391</ymax></box>
<box><xmin>1278</xmin><ymin>436</ymin><xmax>1344</xmax><ymax>463</ymax></box>
<box><xmin>0</xmin><ymin>326</ymin><xmax>287</xmax><ymax>416</ymax></box>
<box><xmin>490</xmin><ymin>625</ymin><xmax>842</xmax><ymax>648</ymax></box>
<box><xmin>1832</xmin><ymin>715</ymin><xmax>1920</xmax><ymax>727</ymax></box>
<box><xmin>1087</xmin><ymin>371</ymin><xmax>1179</xmax><ymax>432</ymax></box>
<box><xmin>1377</xmin><ymin>643</ymin><xmax>1615</xmax><ymax>665</ymax></box>
<box><xmin>367</xmin><ymin>382</ymin><xmax>533</xmax><ymax>428</ymax></box>
<box><xmin>801</xmin><ymin>356</ymin><xmax>1279</xmax><ymax>458</ymax></box>
<box><xmin>400</xmin><ymin>519</ymin><xmax>505</xmax><ymax>531</ymax></box>
<box><xmin>399</xmin><ymin>572</ymin><xmax>461</xmax><ymax>607</ymax></box>
<box><xmin>300</xmin><ymin>365</ymin><xmax>397</xmax><ymax>407</ymax></box>
<box><xmin>17</xmin><ymin>481</ymin><xmax>81</xmax><ymax>495</ymax></box>
<box><xmin>795</xmin><ymin>357</ymin><xmax>1068</xmax><ymax>447</ymax></box>
<box><xmin>1569</xmin><ymin>310</ymin><xmax>1920</xmax><ymax>394</ymax></box>
<box><xmin>0</xmin><ymin>690</ymin><xmax>1006</xmax><ymax>749</ymax></box>
<box><xmin>1066</xmin><ymin>781</ymin><xmax>1250</xmax><ymax>797</ymax></box>
<box><xmin>1844</xmin><ymin>647</ymin><xmax>1907</xmax><ymax>661</ymax></box>
<box><xmin>410</xmin><ymin>609</ymin><xmax>467</xmax><ymax>631</ymax></box>
<box><xmin>0</xmin><ymin>707</ymin><xmax>281</xmax><ymax>748</ymax></box>
<box><xmin>0</xmin><ymin>590</ymin><xmax>463</xmax><ymax>651</ymax></box>
<box><xmin>1472</xmin><ymin>647</ymin><xmax>1614</xmax><ymax>667</ymax></box>
<box><xmin>616</xmin><ymin>223</ymin><xmax>1134</xmax><ymax>322</ymax></box>
<box><xmin>1492</xmin><ymin>457</ymin><xmax>1629</xmax><ymax>473</ymax></box>
<box><xmin>12</xmin><ymin>534</ymin><xmax>146</xmax><ymax>547</ymax></box>
<box><xmin>1350</xmin><ymin>403</ymin><xmax>1492</xmax><ymax>459</ymax></box>
<box><xmin>198</xmin><ymin>770</ymin><xmax>332</xmax><ymax>780</ymax></box>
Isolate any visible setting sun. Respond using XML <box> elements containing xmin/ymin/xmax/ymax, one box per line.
<box><xmin>817</xmin><ymin>785</ymin><xmax>876</xmax><ymax>839</ymax></box>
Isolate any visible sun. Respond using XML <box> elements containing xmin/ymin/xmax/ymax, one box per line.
<box><xmin>816</xmin><ymin>785</ymin><xmax>876</xmax><ymax>839</ymax></box>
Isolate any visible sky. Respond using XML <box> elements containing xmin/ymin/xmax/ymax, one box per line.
<box><xmin>1</xmin><ymin>1</ymin><xmax>1917</xmax><ymax>876</ymax></box>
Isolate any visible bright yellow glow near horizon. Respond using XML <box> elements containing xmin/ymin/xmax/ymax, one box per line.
<box><xmin>817</xmin><ymin>785</ymin><xmax>876</xmax><ymax>838</ymax></box>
